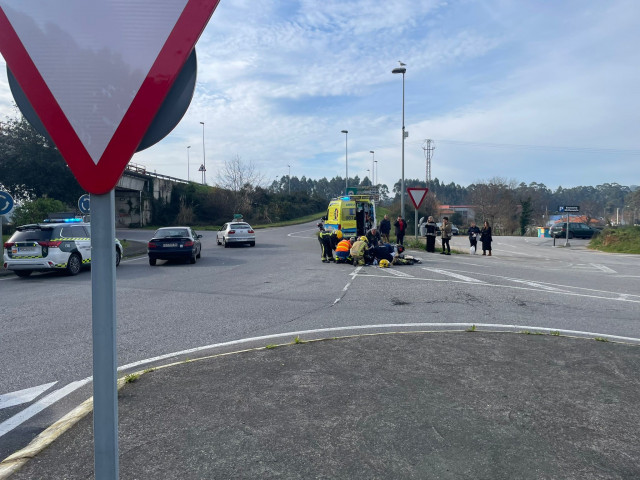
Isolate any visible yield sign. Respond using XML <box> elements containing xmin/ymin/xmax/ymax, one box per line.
<box><xmin>407</xmin><ymin>187</ymin><xmax>429</xmax><ymax>209</ymax></box>
<box><xmin>0</xmin><ymin>0</ymin><xmax>221</xmax><ymax>194</ymax></box>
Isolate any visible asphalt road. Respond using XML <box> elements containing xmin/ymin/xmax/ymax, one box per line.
<box><xmin>1</xmin><ymin>223</ymin><xmax>639</xmax><ymax>461</ymax></box>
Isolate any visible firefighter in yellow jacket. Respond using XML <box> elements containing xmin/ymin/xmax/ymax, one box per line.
<box><xmin>350</xmin><ymin>236</ymin><xmax>370</xmax><ymax>266</ymax></box>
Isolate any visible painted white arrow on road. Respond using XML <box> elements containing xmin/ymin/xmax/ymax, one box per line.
<box><xmin>0</xmin><ymin>382</ymin><xmax>57</xmax><ymax>410</ymax></box>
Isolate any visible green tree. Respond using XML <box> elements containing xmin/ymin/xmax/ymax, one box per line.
<box><xmin>12</xmin><ymin>197</ymin><xmax>67</xmax><ymax>226</ymax></box>
<box><xmin>0</xmin><ymin>115</ymin><xmax>85</xmax><ymax>204</ymax></box>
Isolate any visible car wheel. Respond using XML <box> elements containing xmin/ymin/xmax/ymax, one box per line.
<box><xmin>249</xmin><ymin>241</ymin><xmax>255</xmax><ymax>247</ymax></box>
<box><xmin>15</xmin><ymin>270</ymin><xmax>32</xmax><ymax>278</ymax></box>
<box><xmin>197</xmin><ymin>247</ymin><xmax>201</xmax><ymax>259</ymax></box>
<box><xmin>217</xmin><ymin>237</ymin><xmax>221</xmax><ymax>245</ymax></box>
<box><xmin>223</xmin><ymin>238</ymin><xmax>229</xmax><ymax>248</ymax></box>
<box><xmin>115</xmin><ymin>249</ymin><xmax>121</xmax><ymax>267</ymax></box>
<box><xmin>66</xmin><ymin>253</ymin><xmax>82</xmax><ymax>276</ymax></box>
<box><xmin>568</xmin><ymin>232</ymin><xmax>573</xmax><ymax>239</ymax></box>
<box><xmin>190</xmin><ymin>252</ymin><xmax>196</xmax><ymax>264</ymax></box>
<box><xmin>149</xmin><ymin>257</ymin><xmax>157</xmax><ymax>266</ymax></box>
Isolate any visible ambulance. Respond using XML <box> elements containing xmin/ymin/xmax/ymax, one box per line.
<box><xmin>322</xmin><ymin>194</ymin><xmax>376</xmax><ymax>238</ymax></box>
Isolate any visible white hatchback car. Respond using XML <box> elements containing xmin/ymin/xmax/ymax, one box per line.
<box><xmin>216</xmin><ymin>222</ymin><xmax>255</xmax><ymax>247</ymax></box>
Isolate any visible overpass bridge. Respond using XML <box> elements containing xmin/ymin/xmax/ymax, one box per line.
<box><xmin>115</xmin><ymin>163</ymin><xmax>190</xmax><ymax>228</ymax></box>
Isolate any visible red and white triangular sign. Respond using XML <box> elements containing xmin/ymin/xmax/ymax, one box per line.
<box><xmin>0</xmin><ymin>0</ymin><xmax>220</xmax><ymax>194</ymax></box>
<box><xmin>406</xmin><ymin>187</ymin><xmax>429</xmax><ymax>209</ymax></box>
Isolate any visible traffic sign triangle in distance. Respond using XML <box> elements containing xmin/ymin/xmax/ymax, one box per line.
<box><xmin>0</xmin><ymin>0</ymin><xmax>221</xmax><ymax>194</ymax></box>
<box><xmin>406</xmin><ymin>187</ymin><xmax>429</xmax><ymax>209</ymax></box>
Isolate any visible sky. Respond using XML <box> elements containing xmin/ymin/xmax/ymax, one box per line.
<box><xmin>1</xmin><ymin>0</ymin><xmax>639</xmax><ymax>192</ymax></box>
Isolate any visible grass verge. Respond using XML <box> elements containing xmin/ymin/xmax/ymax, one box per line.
<box><xmin>589</xmin><ymin>226</ymin><xmax>640</xmax><ymax>254</ymax></box>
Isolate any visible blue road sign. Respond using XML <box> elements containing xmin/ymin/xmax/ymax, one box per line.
<box><xmin>78</xmin><ymin>194</ymin><xmax>91</xmax><ymax>214</ymax></box>
<box><xmin>0</xmin><ymin>191</ymin><xmax>14</xmax><ymax>215</ymax></box>
<box><xmin>559</xmin><ymin>206</ymin><xmax>580</xmax><ymax>213</ymax></box>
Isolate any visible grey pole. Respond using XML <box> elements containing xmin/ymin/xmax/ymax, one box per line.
<box><xmin>565</xmin><ymin>212</ymin><xmax>571</xmax><ymax>247</ymax></box>
<box><xmin>341</xmin><ymin>130</ymin><xmax>348</xmax><ymax>193</ymax></box>
<box><xmin>90</xmin><ymin>191</ymin><xmax>119</xmax><ymax>480</ymax></box>
<box><xmin>369</xmin><ymin>151</ymin><xmax>375</xmax><ymax>189</ymax></box>
<box><xmin>187</xmin><ymin>145</ymin><xmax>191</xmax><ymax>181</ymax></box>
<box><xmin>288</xmin><ymin>164</ymin><xmax>291</xmax><ymax>194</ymax></box>
<box><xmin>392</xmin><ymin>66</ymin><xmax>407</xmax><ymax>219</ymax></box>
<box><xmin>199</xmin><ymin>121</ymin><xmax>206</xmax><ymax>185</ymax></box>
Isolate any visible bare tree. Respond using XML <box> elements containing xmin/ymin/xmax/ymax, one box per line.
<box><xmin>216</xmin><ymin>155</ymin><xmax>265</xmax><ymax>212</ymax></box>
<box><xmin>216</xmin><ymin>154</ymin><xmax>264</xmax><ymax>193</ymax></box>
<box><xmin>469</xmin><ymin>177</ymin><xmax>519</xmax><ymax>234</ymax></box>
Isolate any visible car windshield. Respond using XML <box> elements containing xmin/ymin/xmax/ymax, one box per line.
<box><xmin>9</xmin><ymin>228</ymin><xmax>52</xmax><ymax>242</ymax></box>
<box><xmin>155</xmin><ymin>228</ymin><xmax>190</xmax><ymax>238</ymax></box>
<box><xmin>231</xmin><ymin>223</ymin><xmax>251</xmax><ymax>229</ymax></box>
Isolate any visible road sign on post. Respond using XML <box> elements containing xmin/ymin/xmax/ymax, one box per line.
<box><xmin>0</xmin><ymin>190</ymin><xmax>14</xmax><ymax>245</ymax></box>
<box><xmin>407</xmin><ymin>187</ymin><xmax>429</xmax><ymax>238</ymax></box>
<box><xmin>0</xmin><ymin>2</ymin><xmax>221</xmax><ymax>479</ymax></box>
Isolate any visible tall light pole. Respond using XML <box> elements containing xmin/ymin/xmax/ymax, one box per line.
<box><xmin>288</xmin><ymin>164</ymin><xmax>291</xmax><ymax>195</ymax></box>
<box><xmin>369</xmin><ymin>150</ymin><xmax>375</xmax><ymax>189</ymax></box>
<box><xmin>341</xmin><ymin>130</ymin><xmax>348</xmax><ymax>193</ymax></box>
<box><xmin>187</xmin><ymin>146</ymin><xmax>191</xmax><ymax>181</ymax></box>
<box><xmin>199</xmin><ymin>121</ymin><xmax>206</xmax><ymax>185</ymax></box>
<box><xmin>374</xmin><ymin>160</ymin><xmax>378</xmax><ymax>188</ymax></box>
<box><xmin>392</xmin><ymin>64</ymin><xmax>406</xmax><ymax>219</ymax></box>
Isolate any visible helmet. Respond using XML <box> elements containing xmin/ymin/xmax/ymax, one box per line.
<box><xmin>397</xmin><ymin>245</ymin><xmax>405</xmax><ymax>253</ymax></box>
<box><xmin>336</xmin><ymin>231</ymin><xmax>343</xmax><ymax>240</ymax></box>
<box><xmin>360</xmin><ymin>236</ymin><xmax>368</xmax><ymax>242</ymax></box>
<box><xmin>379</xmin><ymin>259</ymin><xmax>390</xmax><ymax>268</ymax></box>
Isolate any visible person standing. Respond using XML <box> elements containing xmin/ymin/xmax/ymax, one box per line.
<box><xmin>440</xmin><ymin>216</ymin><xmax>452</xmax><ymax>255</ymax></box>
<box><xmin>480</xmin><ymin>220</ymin><xmax>493</xmax><ymax>256</ymax></box>
<box><xmin>425</xmin><ymin>216</ymin><xmax>437</xmax><ymax>253</ymax></box>
<box><xmin>394</xmin><ymin>216</ymin><xmax>406</xmax><ymax>246</ymax></box>
<box><xmin>468</xmin><ymin>221</ymin><xmax>480</xmax><ymax>254</ymax></box>
<box><xmin>379</xmin><ymin>214</ymin><xmax>391</xmax><ymax>243</ymax></box>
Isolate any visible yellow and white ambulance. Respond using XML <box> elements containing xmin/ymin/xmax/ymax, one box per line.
<box><xmin>323</xmin><ymin>194</ymin><xmax>376</xmax><ymax>238</ymax></box>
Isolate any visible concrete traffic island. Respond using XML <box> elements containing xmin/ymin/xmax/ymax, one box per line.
<box><xmin>6</xmin><ymin>331</ymin><xmax>640</xmax><ymax>479</ymax></box>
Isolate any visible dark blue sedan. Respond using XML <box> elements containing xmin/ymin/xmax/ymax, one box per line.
<box><xmin>147</xmin><ymin>227</ymin><xmax>202</xmax><ymax>266</ymax></box>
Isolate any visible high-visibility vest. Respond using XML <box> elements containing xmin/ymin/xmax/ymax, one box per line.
<box><xmin>335</xmin><ymin>240</ymin><xmax>351</xmax><ymax>253</ymax></box>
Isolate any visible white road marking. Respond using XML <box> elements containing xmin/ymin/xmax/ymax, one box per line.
<box><xmin>504</xmin><ymin>278</ymin><xmax>566</xmax><ymax>292</ymax></box>
<box><xmin>422</xmin><ymin>268</ymin><xmax>484</xmax><ymax>283</ymax></box>
<box><xmin>590</xmin><ymin>263</ymin><xmax>617</xmax><ymax>273</ymax></box>
<box><xmin>0</xmin><ymin>382</ymin><xmax>57</xmax><ymax>410</ymax></box>
<box><xmin>288</xmin><ymin>227</ymin><xmax>318</xmax><ymax>238</ymax></box>
<box><xmin>384</xmin><ymin>269</ymin><xmax>413</xmax><ymax>278</ymax></box>
<box><xmin>334</xmin><ymin>266</ymin><xmax>362</xmax><ymax>304</ymax></box>
<box><xmin>0</xmin><ymin>379</ymin><xmax>90</xmax><ymax>438</ymax></box>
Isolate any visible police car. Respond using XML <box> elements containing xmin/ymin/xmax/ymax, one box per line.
<box><xmin>3</xmin><ymin>218</ymin><xmax>123</xmax><ymax>277</ymax></box>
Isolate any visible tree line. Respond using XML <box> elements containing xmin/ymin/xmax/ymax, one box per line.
<box><xmin>2</xmin><ymin>114</ymin><xmax>639</xmax><ymax>232</ymax></box>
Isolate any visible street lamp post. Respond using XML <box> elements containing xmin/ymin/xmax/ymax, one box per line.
<box><xmin>392</xmin><ymin>65</ymin><xmax>407</xmax><ymax>219</ymax></box>
<box><xmin>187</xmin><ymin>146</ymin><xmax>191</xmax><ymax>181</ymax></box>
<box><xmin>374</xmin><ymin>160</ymin><xmax>378</xmax><ymax>188</ymax></box>
<box><xmin>198</xmin><ymin>164</ymin><xmax>206</xmax><ymax>184</ymax></box>
<box><xmin>341</xmin><ymin>130</ymin><xmax>348</xmax><ymax>193</ymax></box>
<box><xmin>369</xmin><ymin>150</ymin><xmax>375</xmax><ymax>190</ymax></box>
<box><xmin>288</xmin><ymin>164</ymin><xmax>291</xmax><ymax>195</ymax></box>
<box><xmin>199</xmin><ymin>121</ymin><xmax>206</xmax><ymax>185</ymax></box>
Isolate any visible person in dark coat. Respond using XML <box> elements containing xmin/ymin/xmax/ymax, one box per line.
<box><xmin>480</xmin><ymin>220</ymin><xmax>492</xmax><ymax>256</ymax></box>
<box><xmin>424</xmin><ymin>216</ymin><xmax>437</xmax><ymax>252</ymax></box>
<box><xmin>379</xmin><ymin>215</ymin><xmax>391</xmax><ymax>243</ymax></box>
<box><xmin>394</xmin><ymin>216</ymin><xmax>406</xmax><ymax>246</ymax></box>
<box><xmin>366</xmin><ymin>227</ymin><xmax>381</xmax><ymax>247</ymax></box>
<box><xmin>468</xmin><ymin>221</ymin><xmax>480</xmax><ymax>254</ymax></box>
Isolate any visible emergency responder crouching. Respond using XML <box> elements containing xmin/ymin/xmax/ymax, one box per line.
<box><xmin>334</xmin><ymin>235</ymin><xmax>353</xmax><ymax>263</ymax></box>
<box><xmin>350</xmin><ymin>236</ymin><xmax>370</xmax><ymax>266</ymax></box>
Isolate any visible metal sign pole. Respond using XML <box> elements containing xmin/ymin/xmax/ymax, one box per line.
<box><xmin>565</xmin><ymin>212</ymin><xmax>570</xmax><ymax>247</ymax></box>
<box><xmin>415</xmin><ymin>208</ymin><xmax>418</xmax><ymax>239</ymax></box>
<box><xmin>90</xmin><ymin>191</ymin><xmax>119</xmax><ymax>480</ymax></box>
